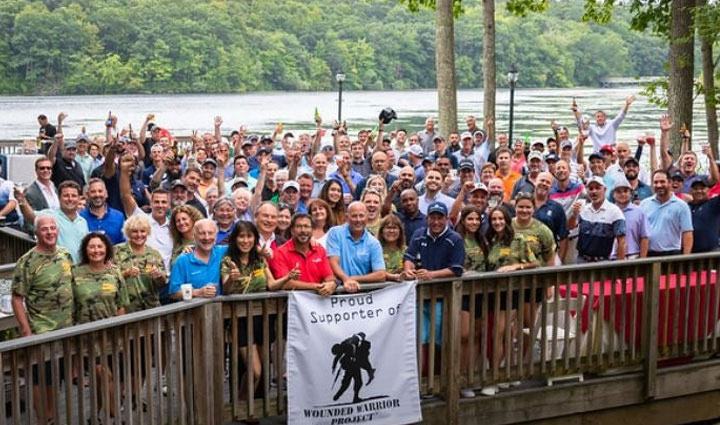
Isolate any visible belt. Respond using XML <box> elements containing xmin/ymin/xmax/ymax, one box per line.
<box><xmin>580</xmin><ymin>254</ymin><xmax>608</xmax><ymax>262</ymax></box>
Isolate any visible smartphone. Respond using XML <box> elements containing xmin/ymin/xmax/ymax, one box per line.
<box><xmin>106</xmin><ymin>111</ymin><xmax>113</xmax><ymax>127</ymax></box>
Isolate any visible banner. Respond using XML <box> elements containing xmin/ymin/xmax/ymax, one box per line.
<box><xmin>287</xmin><ymin>282</ymin><xmax>421</xmax><ymax>425</ymax></box>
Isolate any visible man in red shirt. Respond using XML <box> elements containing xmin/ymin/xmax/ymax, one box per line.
<box><xmin>270</xmin><ymin>213</ymin><xmax>337</xmax><ymax>296</ymax></box>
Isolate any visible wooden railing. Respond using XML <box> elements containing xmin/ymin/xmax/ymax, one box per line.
<box><xmin>0</xmin><ymin>253</ymin><xmax>719</xmax><ymax>424</ymax></box>
<box><xmin>0</xmin><ymin>227</ymin><xmax>34</xmax><ymax>265</ymax></box>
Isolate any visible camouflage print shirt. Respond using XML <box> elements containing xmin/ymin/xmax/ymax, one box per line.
<box><xmin>12</xmin><ymin>247</ymin><xmax>74</xmax><ymax>334</ymax></box>
<box><xmin>512</xmin><ymin>218</ymin><xmax>556</xmax><ymax>266</ymax></box>
<box><xmin>487</xmin><ymin>234</ymin><xmax>537</xmax><ymax>272</ymax></box>
<box><xmin>382</xmin><ymin>246</ymin><xmax>404</xmax><ymax>274</ymax></box>
<box><xmin>71</xmin><ymin>264</ymin><xmax>130</xmax><ymax>324</ymax></box>
<box><xmin>464</xmin><ymin>237</ymin><xmax>487</xmax><ymax>272</ymax></box>
<box><xmin>171</xmin><ymin>239</ymin><xmax>194</xmax><ymax>267</ymax></box>
<box><xmin>114</xmin><ymin>243</ymin><xmax>166</xmax><ymax>313</ymax></box>
<box><xmin>220</xmin><ymin>256</ymin><xmax>268</xmax><ymax>294</ymax></box>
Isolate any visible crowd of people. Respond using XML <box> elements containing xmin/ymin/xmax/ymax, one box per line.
<box><xmin>8</xmin><ymin>95</ymin><xmax>720</xmax><ymax>420</ymax></box>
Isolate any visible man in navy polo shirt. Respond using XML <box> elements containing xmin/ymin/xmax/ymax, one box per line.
<box><xmin>403</xmin><ymin>201</ymin><xmax>465</xmax><ymax>346</ymax></box>
<box><xmin>688</xmin><ymin>179</ymin><xmax>720</xmax><ymax>253</ymax></box>
<box><xmin>395</xmin><ymin>189</ymin><xmax>426</xmax><ymax>245</ymax></box>
<box><xmin>79</xmin><ymin>178</ymin><xmax>126</xmax><ymax>244</ymax></box>
<box><xmin>326</xmin><ymin>202</ymin><xmax>386</xmax><ymax>292</ymax></box>
<box><xmin>168</xmin><ymin>219</ymin><xmax>227</xmax><ymax>299</ymax></box>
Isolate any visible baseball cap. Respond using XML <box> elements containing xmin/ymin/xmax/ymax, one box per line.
<box><xmin>690</xmin><ymin>176</ymin><xmax>710</xmax><ymax>187</ymax></box>
<box><xmin>599</xmin><ymin>144</ymin><xmax>614</xmax><ymax>154</ymax></box>
<box><xmin>256</xmin><ymin>147</ymin><xmax>272</xmax><ymax>155</ymax></box>
<box><xmin>613</xmin><ymin>176</ymin><xmax>632</xmax><ymax>191</ymax></box>
<box><xmin>458</xmin><ymin>159</ymin><xmax>475</xmax><ymax>171</ymax></box>
<box><xmin>75</xmin><ymin>134</ymin><xmax>90</xmax><ymax>143</ymax></box>
<box><xmin>427</xmin><ymin>201</ymin><xmax>448</xmax><ymax>216</ymax></box>
<box><xmin>469</xmin><ymin>182</ymin><xmax>489</xmax><ymax>194</ymax></box>
<box><xmin>532</xmin><ymin>140</ymin><xmax>545</xmax><ymax>147</ymax></box>
<box><xmin>260</xmin><ymin>135</ymin><xmax>274</xmax><ymax>143</ymax></box>
<box><xmin>433</xmin><ymin>135</ymin><xmax>446</xmax><ymax>143</ymax></box>
<box><xmin>588</xmin><ymin>152</ymin><xmax>604</xmax><ymax>162</ymax></box>
<box><xmin>171</xmin><ymin>180</ymin><xmax>188</xmax><ymax>190</ymax></box>
<box><xmin>408</xmin><ymin>145</ymin><xmax>424</xmax><ymax>158</ymax></box>
<box><xmin>282</xmin><ymin>181</ymin><xmax>300</xmax><ymax>192</ymax></box>
<box><xmin>586</xmin><ymin>176</ymin><xmax>605</xmax><ymax>187</ymax></box>
<box><xmin>461</xmin><ymin>131</ymin><xmax>473</xmax><ymax>140</ymax></box>
<box><xmin>203</xmin><ymin>158</ymin><xmax>217</xmax><ymax>168</ymax></box>
<box><xmin>623</xmin><ymin>157</ymin><xmax>639</xmax><ymax>167</ymax></box>
<box><xmin>241</xmin><ymin>140</ymin><xmax>253</xmax><ymax>148</ymax></box>
<box><xmin>321</xmin><ymin>144</ymin><xmax>335</xmax><ymax>152</ymax></box>
<box><xmin>64</xmin><ymin>140</ymin><xmax>77</xmax><ymax>149</ymax></box>
<box><xmin>473</xmin><ymin>130</ymin><xmax>486</xmax><ymax>140</ymax></box>
<box><xmin>561</xmin><ymin>140</ymin><xmax>573</xmax><ymax>150</ymax></box>
<box><xmin>544</xmin><ymin>153</ymin><xmax>559</xmax><ymax>163</ymax></box>
<box><xmin>670</xmin><ymin>170</ymin><xmax>684</xmax><ymax>181</ymax></box>
<box><xmin>527</xmin><ymin>151</ymin><xmax>544</xmax><ymax>162</ymax></box>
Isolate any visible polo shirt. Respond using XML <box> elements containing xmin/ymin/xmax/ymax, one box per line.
<box><xmin>133</xmin><ymin>206</ymin><xmax>172</xmax><ymax>270</ymax></box>
<box><xmin>549</xmin><ymin>180</ymin><xmax>585</xmax><ymax>237</ymax></box>
<box><xmin>452</xmin><ymin>146</ymin><xmax>487</xmax><ymax>174</ymax></box>
<box><xmin>326</xmin><ymin>224</ymin><xmax>385</xmax><ymax>278</ymax></box>
<box><xmin>496</xmin><ymin>170</ymin><xmax>522</xmax><ymax>202</ymax></box>
<box><xmin>577</xmin><ymin>199</ymin><xmax>626</xmax><ymax>259</ymax></box>
<box><xmin>418</xmin><ymin>192</ymin><xmax>454</xmax><ymax>215</ymax></box>
<box><xmin>510</xmin><ymin>174</ymin><xmax>536</xmax><ymax>199</ymax></box>
<box><xmin>641</xmin><ymin>195</ymin><xmax>693</xmax><ymax>252</ymax></box>
<box><xmin>630</xmin><ymin>181</ymin><xmax>653</xmax><ymax>203</ymax></box>
<box><xmin>681</xmin><ymin>173</ymin><xmax>711</xmax><ymax>194</ymax></box>
<box><xmin>689</xmin><ymin>197</ymin><xmax>720</xmax><ymax>253</ymax></box>
<box><xmin>611</xmin><ymin>203</ymin><xmax>648</xmax><ymax>259</ymax></box>
<box><xmin>216</xmin><ymin>221</ymin><xmax>236</xmax><ymax>245</ymax></box>
<box><xmin>329</xmin><ymin>170</ymin><xmax>364</xmax><ymax>195</ymax></box>
<box><xmin>168</xmin><ymin>245</ymin><xmax>228</xmax><ymax>296</ymax></box>
<box><xmin>269</xmin><ymin>239</ymin><xmax>333</xmax><ymax>284</ymax></box>
<box><xmin>534</xmin><ymin>199</ymin><xmax>569</xmax><ymax>243</ymax></box>
<box><xmin>79</xmin><ymin>206</ymin><xmax>126</xmax><ymax>244</ymax></box>
<box><xmin>311</xmin><ymin>175</ymin><xmax>329</xmax><ymax>198</ymax></box>
<box><xmin>39</xmin><ymin>208</ymin><xmax>89</xmax><ymax>263</ymax></box>
<box><xmin>428</xmin><ymin>150</ymin><xmax>459</xmax><ymax>168</ymax></box>
<box><xmin>395</xmin><ymin>210</ymin><xmax>427</xmax><ymax>245</ymax></box>
<box><xmin>404</xmin><ymin>226</ymin><xmax>465</xmax><ymax>276</ymax></box>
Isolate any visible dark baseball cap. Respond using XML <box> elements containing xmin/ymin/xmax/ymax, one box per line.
<box><xmin>458</xmin><ymin>159</ymin><xmax>475</xmax><ymax>171</ymax></box>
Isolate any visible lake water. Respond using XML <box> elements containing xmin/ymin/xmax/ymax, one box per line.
<box><xmin>0</xmin><ymin>88</ymin><xmax>710</xmax><ymax>143</ymax></box>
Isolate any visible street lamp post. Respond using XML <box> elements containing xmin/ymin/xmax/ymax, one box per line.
<box><xmin>336</xmin><ymin>72</ymin><xmax>346</xmax><ymax>123</ymax></box>
<box><xmin>507</xmin><ymin>65</ymin><xmax>519</xmax><ymax>144</ymax></box>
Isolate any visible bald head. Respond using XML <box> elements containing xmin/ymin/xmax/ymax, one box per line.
<box><xmin>347</xmin><ymin>201</ymin><xmax>369</xmax><ymax>234</ymax></box>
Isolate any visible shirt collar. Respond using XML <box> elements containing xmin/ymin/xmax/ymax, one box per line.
<box><xmin>425</xmin><ymin>224</ymin><xmax>449</xmax><ymax>241</ymax></box>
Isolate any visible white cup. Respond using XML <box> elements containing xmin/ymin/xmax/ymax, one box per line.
<box><xmin>181</xmin><ymin>284</ymin><xmax>193</xmax><ymax>301</ymax></box>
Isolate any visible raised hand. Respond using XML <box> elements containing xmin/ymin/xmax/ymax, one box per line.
<box><xmin>625</xmin><ymin>95</ymin><xmax>636</xmax><ymax>107</ymax></box>
<box><xmin>214</xmin><ymin>116</ymin><xmax>223</xmax><ymax>127</ymax></box>
<box><xmin>57</xmin><ymin>112</ymin><xmax>67</xmax><ymax>123</ymax></box>
<box><xmin>660</xmin><ymin>114</ymin><xmax>673</xmax><ymax>133</ymax></box>
<box><xmin>146</xmin><ymin>113</ymin><xmax>155</xmax><ymax>122</ymax></box>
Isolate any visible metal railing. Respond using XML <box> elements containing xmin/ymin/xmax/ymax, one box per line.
<box><xmin>0</xmin><ymin>252</ymin><xmax>718</xmax><ymax>424</ymax></box>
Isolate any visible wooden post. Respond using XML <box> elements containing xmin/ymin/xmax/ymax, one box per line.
<box><xmin>644</xmin><ymin>262</ymin><xmax>661</xmax><ymax>399</ymax></box>
<box><xmin>445</xmin><ymin>280</ymin><xmax>462</xmax><ymax>425</ymax></box>
<box><xmin>195</xmin><ymin>302</ymin><xmax>224</xmax><ymax>425</ymax></box>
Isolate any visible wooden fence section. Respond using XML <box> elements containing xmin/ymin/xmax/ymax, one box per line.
<box><xmin>0</xmin><ymin>253</ymin><xmax>719</xmax><ymax>424</ymax></box>
<box><xmin>0</xmin><ymin>227</ymin><xmax>34</xmax><ymax>265</ymax></box>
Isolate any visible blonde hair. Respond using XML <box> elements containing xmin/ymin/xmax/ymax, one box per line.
<box><xmin>123</xmin><ymin>214</ymin><xmax>152</xmax><ymax>239</ymax></box>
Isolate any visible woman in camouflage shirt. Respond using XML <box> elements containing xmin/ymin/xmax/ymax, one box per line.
<box><xmin>114</xmin><ymin>215</ymin><xmax>167</xmax><ymax>313</ymax></box>
<box><xmin>221</xmin><ymin>221</ymin><xmax>298</xmax><ymax>400</ymax></box>
<box><xmin>72</xmin><ymin>232</ymin><xmax>129</xmax><ymax>418</ymax></box>
<box><xmin>169</xmin><ymin>205</ymin><xmax>204</xmax><ymax>266</ymax></box>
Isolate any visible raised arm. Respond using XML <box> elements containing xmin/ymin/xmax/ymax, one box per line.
<box><xmin>575</xmin><ymin>131</ymin><xmax>587</xmax><ymax>166</ymax></box>
<box><xmin>214</xmin><ymin>116</ymin><xmax>222</xmax><ymax>143</ymax></box>
<box><xmin>56</xmin><ymin>112</ymin><xmax>66</xmax><ymax>136</ymax></box>
<box><xmin>119</xmin><ymin>156</ymin><xmax>138</xmax><ymax>217</ymax></box>
<box><xmin>46</xmin><ymin>134</ymin><xmax>63</xmax><ymax>166</ymax></box>
<box><xmin>249</xmin><ymin>156</ymin><xmax>266</xmax><ymax>213</ymax></box>
<box><xmin>138</xmin><ymin>113</ymin><xmax>153</xmax><ymax>147</ymax></box>
<box><xmin>702</xmin><ymin>145</ymin><xmax>719</xmax><ymax>185</ymax></box>
<box><xmin>659</xmin><ymin>114</ymin><xmax>674</xmax><ymax>170</ymax></box>
<box><xmin>621</xmin><ymin>95</ymin><xmax>635</xmax><ymax>115</ymax></box>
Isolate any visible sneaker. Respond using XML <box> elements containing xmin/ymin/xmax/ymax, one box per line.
<box><xmin>480</xmin><ymin>385</ymin><xmax>498</xmax><ymax>396</ymax></box>
<box><xmin>460</xmin><ymin>388</ymin><xmax>476</xmax><ymax>398</ymax></box>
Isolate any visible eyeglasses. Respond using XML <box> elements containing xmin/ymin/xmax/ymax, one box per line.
<box><xmin>515</xmin><ymin>192</ymin><xmax>535</xmax><ymax>202</ymax></box>
<box><xmin>36</xmin><ymin>167</ymin><xmax>52</xmax><ymax>171</ymax></box>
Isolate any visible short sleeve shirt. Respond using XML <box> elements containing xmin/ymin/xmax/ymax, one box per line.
<box><xmin>71</xmin><ymin>264</ymin><xmax>130</xmax><ymax>324</ymax></box>
<box><xmin>487</xmin><ymin>235</ymin><xmax>536</xmax><ymax>271</ymax></box>
<box><xmin>12</xmin><ymin>248</ymin><xmax>74</xmax><ymax>334</ymax></box>
<box><xmin>641</xmin><ymin>195</ymin><xmax>693</xmax><ymax>252</ymax></box>
<box><xmin>463</xmin><ymin>237</ymin><xmax>487</xmax><ymax>272</ymax></box>
<box><xmin>168</xmin><ymin>245</ymin><xmax>228</xmax><ymax>295</ymax></box>
<box><xmin>325</xmin><ymin>224</ymin><xmax>386</xmax><ymax>278</ymax></box>
<box><xmin>113</xmin><ymin>243</ymin><xmax>166</xmax><ymax>313</ymax></box>
<box><xmin>220</xmin><ymin>257</ymin><xmax>268</xmax><ymax>294</ymax></box>
<box><xmin>382</xmin><ymin>246</ymin><xmax>404</xmax><ymax>274</ymax></box>
<box><xmin>404</xmin><ymin>226</ymin><xmax>466</xmax><ymax>276</ymax></box>
<box><xmin>512</xmin><ymin>218</ymin><xmax>556</xmax><ymax>266</ymax></box>
<box><xmin>269</xmin><ymin>239</ymin><xmax>334</xmax><ymax>284</ymax></box>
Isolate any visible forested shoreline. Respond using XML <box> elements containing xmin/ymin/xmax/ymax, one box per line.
<box><xmin>0</xmin><ymin>0</ymin><xmax>667</xmax><ymax>95</ymax></box>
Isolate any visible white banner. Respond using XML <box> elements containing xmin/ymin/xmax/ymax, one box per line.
<box><xmin>287</xmin><ymin>282</ymin><xmax>421</xmax><ymax>425</ymax></box>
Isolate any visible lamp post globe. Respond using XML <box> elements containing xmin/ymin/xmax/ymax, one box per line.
<box><xmin>507</xmin><ymin>65</ymin><xmax>519</xmax><ymax>144</ymax></box>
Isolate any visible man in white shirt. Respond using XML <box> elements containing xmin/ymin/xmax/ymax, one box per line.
<box><xmin>25</xmin><ymin>157</ymin><xmax>60</xmax><ymax>212</ymax></box>
<box><xmin>573</xmin><ymin>95</ymin><xmax>636</xmax><ymax>152</ymax></box>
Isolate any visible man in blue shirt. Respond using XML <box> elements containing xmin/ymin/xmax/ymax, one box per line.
<box><xmin>326</xmin><ymin>202</ymin><xmax>386</xmax><ymax>291</ymax></box>
<box><xmin>403</xmin><ymin>202</ymin><xmax>465</xmax><ymax>347</ymax></box>
<box><xmin>395</xmin><ymin>189</ymin><xmax>426</xmax><ymax>245</ymax></box>
<box><xmin>80</xmin><ymin>178</ymin><xmax>126</xmax><ymax>244</ymax></box>
<box><xmin>688</xmin><ymin>179</ymin><xmax>720</xmax><ymax>253</ymax></box>
<box><xmin>169</xmin><ymin>219</ymin><xmax>228</xmax><ymax>299</ymax></box>
<box><xmin>641</xmin><ymin>170</ymin><xmax>693</xmax><ymax>256</ymax></box>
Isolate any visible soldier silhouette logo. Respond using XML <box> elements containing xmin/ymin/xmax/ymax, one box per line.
<box><xmin>331</xmin><ymin>332</ymin><xmax>376</xmax><ymax>404</ymax></box>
